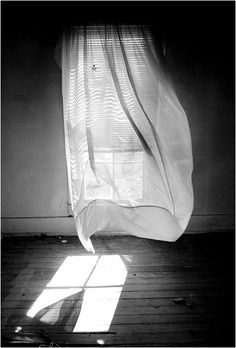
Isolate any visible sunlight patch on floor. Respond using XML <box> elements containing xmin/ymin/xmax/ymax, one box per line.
<box><xmin>73</xmin><ymin>287</ymin><xmax>123</xmax><ymax>332</ymax></box>
<box><xmin>74</xmin><ymin>255</ymin><xmax>127</xmax><ymax>332</ymax></box>
<box><xmin>26</xmin><ymin>288</ymin><xmax>81</xmax><ymax>318</ymax></box>
<box><xmin>47</xmin><ymin>255</ymin><xmax>99</xmax><ymax>287</ymax></box>
<box><xmin>26</xmin><ymin>255</ymin><xmax>127</xmax><ymax>332</ymax></box>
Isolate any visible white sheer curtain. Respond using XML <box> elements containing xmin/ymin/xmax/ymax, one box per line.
<box><xmin>59</xmin><ymin>25</ymin><xmax>193</xmax><ymax>252</ymax></box>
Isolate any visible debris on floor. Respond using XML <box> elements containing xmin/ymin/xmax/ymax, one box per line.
<box><xmin>1</xmin><ymin>332</ymin><xmax>48</xmax><ymax>346</ymax></box>
<box><xmin>14</xmin><ymin>326</ymin><xmax>22</xmax><ymax>333</ymax></box>
<box><xmin>58</xmin><ymin>236</ymin><xmax>67</xmax><ymax>243</ymax></box>
<box><xmin>185</xmin><ymin>300</ymin><xmax>195</xmax><ymax>309</ymax></box>
<box><xmin>40</xmin><ymin>233</ymin><xmax>47</xmax><ymax>240</ymax></box>
<box><xmin>2</xmin><ymin>330</ymin><xmax>61</xmax><ymax>347</ymax></box>
<box><xmin>39</xmin><ymin>329</ymin><xmax>60</xmax><ymax>347</ymax></box>
<box><xmin>173</xmin><ymin>297</ymin><xmax>185</xmax><ymax>304</ymax></box>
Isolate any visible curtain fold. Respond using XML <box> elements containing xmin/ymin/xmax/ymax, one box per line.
<box><xmin>59</xmin><ymin>25</ymin><xmax>194</xmax><ymax>252</ymax></box>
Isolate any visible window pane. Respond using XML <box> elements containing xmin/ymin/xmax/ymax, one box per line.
<box><xmin>114</xmin><ymin>151</ymin><xmax>143</xmax><ymax>162</ymax></box>
<box><xmin>84</xmin><ymin>163</ymin><xmax>113</xmax><ymax>200</ymax></box>
<box><xmin>114</xmin><ymin>162</ymin><xmax>143</xmax><ymax>200</ymax></box>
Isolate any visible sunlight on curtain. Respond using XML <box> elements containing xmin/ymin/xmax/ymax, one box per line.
<box><xmin>59</xmin><ymin>25</ymin><xmax>193</xmax><ymax>252</ymax></box>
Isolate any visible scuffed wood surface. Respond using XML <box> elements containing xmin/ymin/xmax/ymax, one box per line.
<box><xmin>1</xmin><ymin>233</ymin><xmax>235</xmax><ymax>347</ymax></box>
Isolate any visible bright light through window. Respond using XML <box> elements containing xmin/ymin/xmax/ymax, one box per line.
<box><xmin>73</xmin><ymin>287</ymin><xmax>123</xmax><ymax>332</ymax></box>
<box><xmin>84</xmin><ymin>151</ymin><xmax>144</xmax><ymax>201</ymax></box>
<box><xmin>47</xmin><ymin>255</ymin><xmax>99</xmax><ymax>287</ymax></box>
<box><xmin>27</xmin><ymin>288</ymin><xmax>81</xmax><ymax>319</ymax></box>
<box><xmin>26</xmin><ymin>255</ymin><xmax>127</xmax><ymax>332</ymax></box>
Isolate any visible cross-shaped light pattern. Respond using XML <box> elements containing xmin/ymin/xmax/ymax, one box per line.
<box><xmin>26</xmin><ymin>255</ymin><xmax>127</xmax><ymax>332</ymax></box>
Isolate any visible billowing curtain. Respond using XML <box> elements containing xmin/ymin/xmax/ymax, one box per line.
<box><xmin>58</xmin><ymin>25</ymin><xmax>193</xmax><ymax>253</ymax></box>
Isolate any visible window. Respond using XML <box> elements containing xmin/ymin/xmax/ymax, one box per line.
<box><xmin>60</xmin><ymin>25</ymin><xmax>194</xmax><ymax>251</ymax></box>
<box><xmin>64</xmin><ymin>26</ymin><xmax>156</xmax><ymax>209</ymax></box>
<box><xmin>83</xmin><ymin>151</ymin><xmax>144</xmax><ymax>201</ymax></box>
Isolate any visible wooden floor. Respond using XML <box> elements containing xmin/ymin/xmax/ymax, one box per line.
<box><xmin>1</xmin><ymin>233</ymin><xmax>235</xmax><ymax>347</ymax></box>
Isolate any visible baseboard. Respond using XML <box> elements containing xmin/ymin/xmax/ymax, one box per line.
<box><xmin>1</xmin><ymin>214</ymin><xmax>234</xmax><ymax>236</ymax></box>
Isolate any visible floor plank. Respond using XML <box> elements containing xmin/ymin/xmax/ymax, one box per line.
<box><xmin>1</xmin><ymin>233</ymin><xmax>235</xmax><ymax>347</ymax></box>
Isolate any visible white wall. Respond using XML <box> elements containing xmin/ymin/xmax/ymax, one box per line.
<box><xmin>2</xmin><ymin>38</ymin><xmax>69</xmax><ymax>219</ymax></box>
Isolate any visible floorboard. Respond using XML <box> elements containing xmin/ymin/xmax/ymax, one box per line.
<box><xmin>1</xmin><ymin>233</ymin><xmax>235</xmax><ymax>347</ymax></box>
